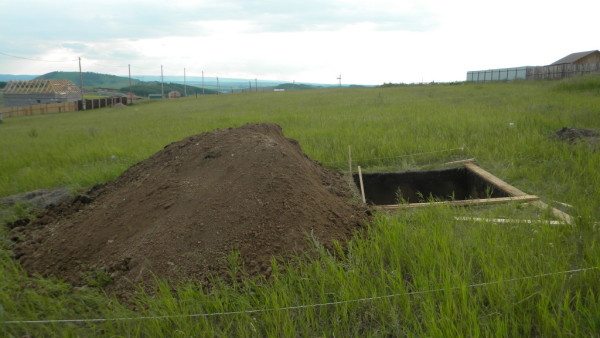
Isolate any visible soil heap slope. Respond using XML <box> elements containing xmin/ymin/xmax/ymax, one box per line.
<box><xmin>13</xmin><ymin>123</ymin><xmax>366</xmax><ymax>292</ymax></box>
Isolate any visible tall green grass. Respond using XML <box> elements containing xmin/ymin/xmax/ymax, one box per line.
<box><xmin>1</xmin><ymin>78</ymin><xmax>600</xmax><ymax>336</ymax></box>
<box><xmin>555</xmin><ymin>75</ymin><xmax>600</xmax><ymax>94</ymax></box>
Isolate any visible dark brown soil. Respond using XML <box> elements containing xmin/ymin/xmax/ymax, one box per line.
<box><xmin>554</xmin><ymin>127</ymin><xmax>599</xmax><ymax>147</ymax></box>
<box><xmin>11</xmin><ymin>123</ymin><xmax>368</xmax><ymax>294</ymax></box>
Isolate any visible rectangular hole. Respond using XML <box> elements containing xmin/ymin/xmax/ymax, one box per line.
<box><xmin>353</xmin><ymin>168</ymin><xmax>509</xmax><ymax>205</ymax></box>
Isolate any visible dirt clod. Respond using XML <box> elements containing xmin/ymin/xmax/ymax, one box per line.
<box><xmin>12</xmin><ymin>123</ymin><xmax>367</xmax><ymax>294</ymax></box>
<box><xmin>554</xmin><ymin>127</ymin><xmax>599</xmax><ymax>147</ymax></box>
<box><xmin>0</xmin><ymin>188</ymin><xmax>71</xmax><ymax>211</ymax></box>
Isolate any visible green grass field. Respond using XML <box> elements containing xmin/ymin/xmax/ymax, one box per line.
<box><xmin>1</xmin><ymin>77</ymin><xmax>600</xmax><ymax>336</ymax></box>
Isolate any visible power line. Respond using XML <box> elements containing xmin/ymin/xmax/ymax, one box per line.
<box><xmin>85</xmin><ymin>62</ymin><xmax>130</xmax><ymax>70</ymax></box>
<box><xmin>2</xmin><ymin>266</ymin><xmax>597</xmax><ymax>325</ymax></box>
<box><xmin>0</xmin><ymin>51</ymin><xmax>78</xmax><ymax>63</ymax></box>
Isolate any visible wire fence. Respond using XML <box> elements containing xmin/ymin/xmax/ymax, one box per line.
<box><xmin>3</xmin><ymin>266</ymin><xmax>597</xmax><ymax>325</ymax></box>
<box><xmin>321</xmin><ymin>146</ymin><xmax>468</xmax><ymax>173</ymax></box>
<box><xmin>467</xmin><ymin>63</ymin><xmax>600</xmax><ymax>82</ymax></box>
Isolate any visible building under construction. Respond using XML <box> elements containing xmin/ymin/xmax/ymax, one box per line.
<box><xmin>1</xmin><ymin>79</ymin><xmax>81</xmax><ymax>107</ymax></box>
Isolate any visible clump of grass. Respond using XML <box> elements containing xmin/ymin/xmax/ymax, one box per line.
<box><xmin>554</xmin><ymin>75</ymin><xmax>600</xmax><ymax>94</ymax></box>
<box><xmin>1</xmin><ymin>81</ymin><xmax>600</xmax><ymax>335</ymax></box>
<box><xmin>82</xmin><ymin>269</ymin><xmax>113</xmax><ymax>288</ymax></box>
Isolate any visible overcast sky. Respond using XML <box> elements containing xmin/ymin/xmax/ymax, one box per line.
<box><xmin>0</xmin><ymin>0</ymin><xmax>597</xmax><ymax>84</ymax></box>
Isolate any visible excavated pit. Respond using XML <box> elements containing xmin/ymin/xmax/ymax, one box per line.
<box><xmin>353</xmin><ymin>168</ymin><xmax>509</xmax><ymax>205</ymax></box>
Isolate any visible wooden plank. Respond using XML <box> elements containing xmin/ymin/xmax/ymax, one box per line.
<box><xmin>464</xmin><ymin>162</ymin><xmax>574</xmax><ymax>224</ymax></box>
<box><xmin>358</xmin><ymin>165</ymin><xmax>366</xmax><ymax>204</ymax></box>
<box><xmin>0</xmin><ymin>100</ymin><xmax>82</xmax><ymax>118</ymax></box>
<box><xmin>530</xmin><ymin>200</ymin><xmax>574</xmax><ymax>225</ymax></box>
<box><xmin>375</xmin><ymin>195</ymin><xmax>539</xmax><ymax>211</ymax></box>
<box><xmin>464</xmin><ymin>162</ymin><xmax>527</xmax><ymax>196</ymax></box>
<box><xmin>347</xmin><ymin>145</ymin><xmax>352</xmax><ymax>175</ymax></box>
<box><xmin>442</xmin><ymin>158</ymin><xmax>476</xmax><ymax>166</ymax></box>
<box><xmin>421</xmin><ymin>158</ymin><xmax>476</xmax><ymax>170</ymax></box>
<box><xmin>453</xmin><ymin>216</ymin><xmax>566</xmax><ymax>226</ymax></box>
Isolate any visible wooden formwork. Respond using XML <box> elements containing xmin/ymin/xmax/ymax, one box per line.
<box><xmin>0</xmin><ymin>101</ymin><xmax>78</xmax><ymax>117</ymax></box>
<box><xmin>369</xmin><ymin>160</ymin><xmax>573</xmax><ymax>224</ymax></box>
<box><xmin>0</xmin><ymin>97</ymin><xmax>129</xmax><ymax>118</ymax></box>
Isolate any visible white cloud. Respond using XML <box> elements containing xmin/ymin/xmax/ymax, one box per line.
<box><xmin>0</xmin><ymin>0</ymin><xmax>598</xmax><ymax>83</ymax></box>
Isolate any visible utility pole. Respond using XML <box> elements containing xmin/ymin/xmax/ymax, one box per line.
<box><xmin>216</xmin><ymin>77</ymin><xmax>220</xmax><ymax>94</ymax></box>
<box><xmin>183</xmin><ymin>67</ymin><xmax>187</xmax><ymax>97</ymax></box>
<box><xmin>128</xmin><ymin>64</ymin><xmax>132</xmax><ymax>104</ymax></box>
<box><xmin>160</xmin><ymin>65</ymin><xmax>165</xmax><ymax>99</ymax></box>
<box><xmin>249</xmin><ymin>80</ymin><xmax>252</xmax><ymax>92</ymax></box>
<box><xmin>78</xmin><ymin>57</ymin><xmax>85</xmax><ymax>110</ymax></box>
<box><xmin>337</xmin><ymin>74</ymin><xmax>342</xmax><ymax>87</ymax></box>
<box><xmin>202</xmin><ymin>70</ymin><xmax>205</xmax><ymax>95</ymax></box>
<box><xmin>255</xmin><ymin>78</ymin><xmax>258</xmax><ymax>92</ymax></box>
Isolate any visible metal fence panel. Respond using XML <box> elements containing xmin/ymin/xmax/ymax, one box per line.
<box><xmin>466</xmin><ymin>67</ymin><xmax>529</xmax><ymax>82</ymax></box>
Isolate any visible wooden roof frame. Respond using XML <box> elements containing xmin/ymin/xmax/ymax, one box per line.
<box><xmin>2</xmin><ymin>80</ymin><xmax>80</xmax><ymax>95</ymax></box>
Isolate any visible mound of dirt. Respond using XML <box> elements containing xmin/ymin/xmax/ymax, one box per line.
<box><xmin>554</xmin><ymin>127</ymin><xmax>599</xmax><ymax>146</ymax></box>
<box><xmin>12</xmin><ymin>123</ymin><xmax>367</xmax><ymax>294</ymax></box>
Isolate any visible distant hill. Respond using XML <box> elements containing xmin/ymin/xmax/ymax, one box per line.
<box><xmin>136</xmin><ymin>75</ymin><xmax>283</xmax><ymax>90</ymax></box>
<box><xmin>36</xmin><ymin>71</ymin><xmax>140</xmax><ymax>89</ymax></box>
<box><xmin>0</xmin><ymin>74</ymin><xmax>37</xmax><ymax>82</ymax></box>
<box><xmin>123</xmin><ymin>81</ymin><xmax>218</xmax><ymax>97</ymax></box>
<box><xmin>274</xmin><ymin>83</ymin><xmax>318</xmax><ymax>90</ymax></box>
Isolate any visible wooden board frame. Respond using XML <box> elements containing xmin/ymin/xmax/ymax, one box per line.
<box><xmin>377</xmin><ymin>195</ymin><xmax>539</xmax><ymax>211</ymax></box>
<box><xmin>371</xmin><ymin>160</ymin><xmax>574</xmax><ymax>224</ymax></box>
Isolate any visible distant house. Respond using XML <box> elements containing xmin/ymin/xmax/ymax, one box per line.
<box><xmin>467</xmin><ymin>50</ymin><xmax>600</xmax><ymax>82</ymax></box>
<box><xmin>550</xmin><ymin>50</ymin><xmax>600</xmax><ymax>66</ymax></box>
<box><xmin>168</xmin><ymin>91</ymin><xmax>181</xmax><ymax>99</ymax></box>
<box><xmin>1</xmin><ymin>79</ymin><xmax>81</xmax><ymax>107</ymax></box>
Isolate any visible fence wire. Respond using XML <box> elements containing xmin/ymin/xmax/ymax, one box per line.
<box><xmin>3</xmin><ymin>266</ymin><xmax>597</xmax><ymax>325</ymax></box>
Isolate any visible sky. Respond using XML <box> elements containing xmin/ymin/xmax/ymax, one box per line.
<box><xmin>0</xmin><ymin>0</ymin><xmax>598</xmax><ymax>85</ymax></box>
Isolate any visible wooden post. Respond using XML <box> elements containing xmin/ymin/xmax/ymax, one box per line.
<box><xmin>79</xmin><ymin>57</ymin><xmax>85</xmax><ymax>110</ymax></box>
<box><xmin>128</xmin><ymin>64</ymin><xmax>132</xmax><ymax>103</ymax></box>
<box><xmin>358</xmin><ymin>166</ymin><xmax>366</xmax><ymax>204</ymax></box>
<box><xmin>161</xmin><ymin>65</ymin><xmax>164</xmax><ymax>99</ymax></box>
<box><xmin>348</xmin><ymin>145</ymin><xmax>352</xmax><ymax>175</ymax></box>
